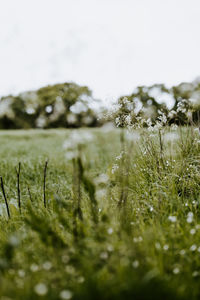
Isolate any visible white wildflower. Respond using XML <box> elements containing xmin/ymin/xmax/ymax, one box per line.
<box><xmin>115</xmin><ymin>117</ymin><xmax>121</xmax><ymax>127</ymax></box>
<box><xmin>177</xmin><ymin>99</ymin><xmax>188</xmax><ymax>114</ymax></box>
<box><xmin>9</xmin><ymin>235</ymin><xmax>19</xmax><ymax>247</ymax></box>
<box><xmin>173</xmin><ymin>267</ymin><xmax>180</xmax><ymax>275</ymax></box>
<box><xmin>18</xmin><ymin>270</ymin><xmax>25</xmax><ymax>277</ymax></box>
<box><xmin>65</xmin><ymin>151</ymin><xmax>78</xmax><ymax>161</ymax></box>
<box><xmin>77</xmin><ymin>276</ymin><xmax>85</xmax><ymax>283</ymax></box>
<box><xmin>157</xmin><ymin>111</ymin><xmax>167</xmax><ymax>125</ymax></box>
<box><xmin>125</xmin><ymin>115</ymin><xmax>132</xmax><ymax>126</ymax></box>
<box><xmin>59</xmin><ymin>290</ymin><xmax>73</xmax><ymax>300</ymax></box>
<box><xmin>149</xmin><ymin>206</ymin><xmax>154</xmax><ymax>212</ymax></box>
<box><xmin>63</xmin><ymin>131</ymin><xmax>93</xmax><ymax>150</ymax></box>
<box><xmin>115</xmin><ymin>152</ymin><xmax>124</xmax><ymax>161</ymax></box>
<box><xmin>190</xmin><ymin>244</ymin><xmax>197</xmax><ymax>252</ymax></box>
<box><xmin>192</xmin><ymin>271</ymin><xmax>199</xmax><ymax>277</ymax></box>
<box><xmin>107</xmin><ymin>245</ymin><xmax>114</xmax><ymax>252</ymax></box>
<box><xmin>163</xmin><ymin>244</ymin><xmax>169</xmax><ymax>251</ymax></box>
<box><xmin>168</xmin><ymin>215</ymin><xmax>177</xmax><ymax>223</ymax></box>
<box><xmin>187</xmin><ymin>212</ymin><xmax>193</xmax><ymax>223</ymax></box>
<box><xmin>107</xmin><ymin>228</ymin><xmax>113</xmax><ymax>235</ymax></box>
<box><xmin>45</xmin><ymin>105</ymin><xmax>53</xmax><ymax>113</ymax></box>
<box><xmin>42</xmin><ymin>261</ymin><xmax>52</xmax><ymax>271</ymax></box>
<box><xmin>26</xmin><ymin>107</ymin><xmax>35</xmax><ymax>115</ymax></box>
<box><xmin>171</xmin><ymin>124</ymin><xmax>178</xmax><ymax>130</ymax></box>
<box><xmin>111</xmin><ymin>164</ymin><xmax>119</xmax><ymax>174</ymax></box>
<box><xmin>190</xmin><ymin>228</ymin><xmax>196</xmax><ymax>235</ymax></box>
<box><xmin>132</xmin><ymin>260</ymin><xmax>139</xmax><ymax>268</ymax></box>
<box><xmin>95</xmin><ymin>189</ymin><xmax>106</xmax><ymax>200</ymax></box>
<box><xmin>63</xmin><ymin>131</ymin><xmax>93</xmax><ymax>160</ymax></box>
<box><xmin>62</xmin><ymin>255</ymin><xmax>70</xmax><ymax>264</ymax></box>
<box><xmin>133</xmin><ymin>236</ymin><xmax>143</xmax><ymax>243</ymax></box>
<box><xmin>30</xmin><ymin>264</ymin><xmax>39</xmax><ymax>272</ymax></box>
<box><xmin>155</xmin><ymin>242</ymin><xmax>161</xmax><ymax>250</ymax></box>
<box><xmin>168</xmin><ymin>110</ymin><xmax>176</xmax><ymax>119</ymax></box>
<box><xmin>100</xmin><ymin>252</ymin><xmax>108</xmax><ymax>260</ymax></box>
<box><xmin>34</xmin><ymin>283</ymin><xmax>48</xmax><ymax>296</ymax></box>
<box><xmin>94</xmin><ymin>174</ymin><xmax>109</xmax><ymax>185</ymax></box>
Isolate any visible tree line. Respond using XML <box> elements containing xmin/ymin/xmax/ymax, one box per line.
<box><xmin>0</xmin><ymin>78</ymin><xmax>200</xmax><ymax>129</ymax></box>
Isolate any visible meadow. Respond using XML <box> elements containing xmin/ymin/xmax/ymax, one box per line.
<box><xmin>0</xmin><ymin>126</ymin><xmax>200</xmax><ymax>299</ymax></box>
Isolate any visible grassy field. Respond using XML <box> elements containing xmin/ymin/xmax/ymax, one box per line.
<box><xmin>0</xmin><ymin>127</ymin><xmax>200</xmax><ymax>299</ymax></box>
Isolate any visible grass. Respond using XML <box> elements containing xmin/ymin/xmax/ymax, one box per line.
<box><xmin>0</xmin><ymin>127</ymin><xmax>200</xmax><ymax>299</ymax></box>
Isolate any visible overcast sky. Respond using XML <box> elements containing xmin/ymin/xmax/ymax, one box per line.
<box><xmin>1</xmin><ymin>0</ymin><xmax>200</xmax><ymax>105</ymax></box>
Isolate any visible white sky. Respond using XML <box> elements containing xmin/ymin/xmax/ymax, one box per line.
<box><xmin>1</xmin><ymin>0</ymin><xmax>200</xmax><ymax>105</ymax></box>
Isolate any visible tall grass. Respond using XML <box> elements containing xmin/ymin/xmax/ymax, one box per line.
<box><xmin>0</xmin><ymin>127</ymin><xmax>200</xmax><ymax>299</ymax></box>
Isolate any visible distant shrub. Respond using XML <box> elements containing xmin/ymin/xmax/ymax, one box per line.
<box><xmin>0</xmin><ymin>82</ymin><xmax>100</xmax><ymax>129</ymax></box>
<box><xmin>114</xmin><ymin>78</ymin><xmax>200</xmax><ymax>127</ymax></box>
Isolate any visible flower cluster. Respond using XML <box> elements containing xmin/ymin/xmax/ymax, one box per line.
<box><xmin>63</xmin><ymin>130</ymin><xmax>93</xmax><ymax>160</ymax></box>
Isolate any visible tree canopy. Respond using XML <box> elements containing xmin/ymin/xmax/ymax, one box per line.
<box><xmin>1</xmin><ymin>79</ymin><xmax>200</xmax><ymax>129</ymax></box>
<box><xmin>0</xmin><ymin>82</ymin><xmax>99</xmax><ymax>129</ymax></box>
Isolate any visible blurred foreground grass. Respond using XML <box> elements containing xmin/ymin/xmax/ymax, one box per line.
<box><xmin>0</xmin><ymin>127</ymin><xmax>200</xmax><ymax>300</ymax></box>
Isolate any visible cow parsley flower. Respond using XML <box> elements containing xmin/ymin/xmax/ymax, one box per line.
<box><xmin>132</xmin><ymin>260</ymin><xmax>139</xmax><ymax>268</ymax></box>
<box><xmin>168</xmin><ymin>215</ymin><xmax>177</xmax><ymax>223</ymax></box>
<box><xmin>60</xmin><ymin>290</ymin><xmax>73</xmax><ymax>299</ymax></box>
<box><xmin>173</xmin><ymin>267</ymin><xmax>180</xmax><ymax>275</ymax></box>
<box><xmin>34</xmin><ymin>283</ymin><xmax>48</xmax><ymax>296</ymax></box>
<box><xmin>187</xmin><ymin>212</ymin><xmax>193</xmax><ymax>223</ymax></box>
<box><xmin>190</xmin><ymin>244</ymin><xmax>197</xmax><ymax>252</ymax></box>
